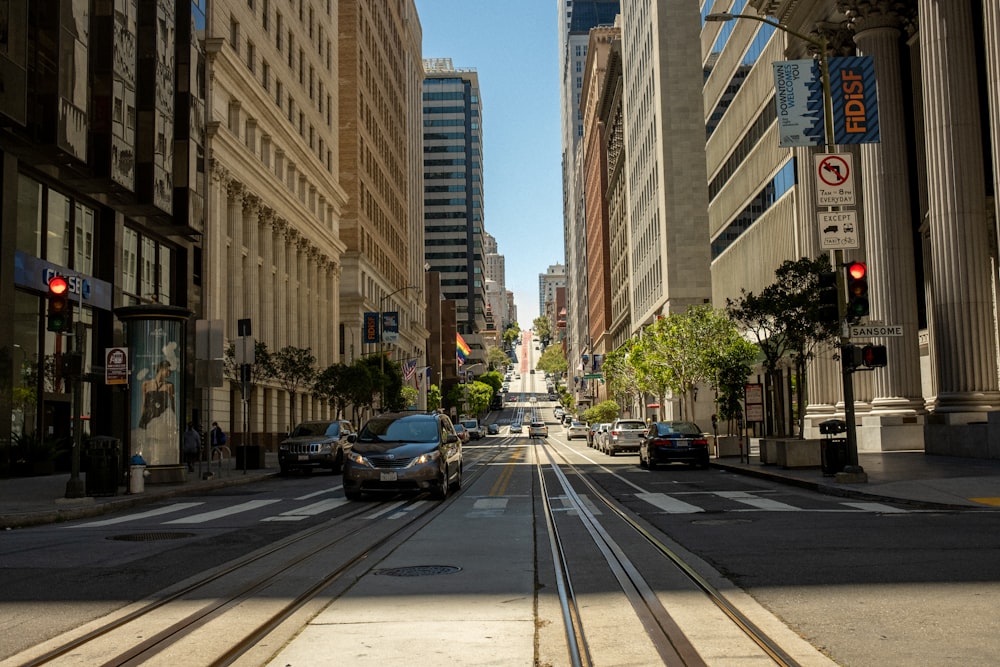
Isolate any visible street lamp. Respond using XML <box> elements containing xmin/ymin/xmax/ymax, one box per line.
<box><xmin>378</xmin><ymin>285</ymin><xmax>419</xmax><ymax>409</ymax></box>
<box><xmin>706</xmin><ymin>12</ymin><xmax>865</xmax><ymax>478</ymax></box>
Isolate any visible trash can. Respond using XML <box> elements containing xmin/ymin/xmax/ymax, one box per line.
<box><xmin>236</xmin><ymin>445</ymin><xmax>265</xmax><ymax>469</ymax></box>
<box><xmin>821</xmin><ymin>438</ymin><xmax>848</xmax><ymax>476</ymax></box>
<box><xmin>85</xmin><ymin>437</ymin><xmax>121</xmax><ymax>496</ymax></box>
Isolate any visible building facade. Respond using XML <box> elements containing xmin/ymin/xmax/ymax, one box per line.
<box><xmin>422</xmin><ymin>58</ymin><xmax>487</xmax><ymax>365</ymax></box>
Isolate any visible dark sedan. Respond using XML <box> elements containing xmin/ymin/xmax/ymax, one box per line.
<box><xmin>343</xmin><ymin>412</ymin><xmax>463</xmax><ymax>500</ymax></box>
<box><xmin>639</xmin><ymin>421</ymin><xmax>710</xmax><ymax>469</ymax></box>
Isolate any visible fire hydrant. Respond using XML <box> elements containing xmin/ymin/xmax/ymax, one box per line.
<box><xmin>129</xmin><ymin>454</ymin><xmax>148</xmax><ymax>494</ymax></box>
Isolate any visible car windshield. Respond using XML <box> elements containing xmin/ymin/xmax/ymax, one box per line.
<box><xmin>290</xmin><ymin>422</ymin><xmax>339</xmax><ymax>437</ymax></box>
<box><xmin>461</xmin><ymin>421</ymin><xmax>477</xmax><ymax>429</ymax></box>
<box><xmin>654</xmin><ymin>422</ymin><xmax>702</xmax><ymax>436</ymax></box>
<box><xmin>358</xmin><ymin>417</ymin><xmax>438</xmax><ymax>443</ymax></box>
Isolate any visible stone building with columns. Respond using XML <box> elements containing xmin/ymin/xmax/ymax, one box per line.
<box><xmin>703</xmin><ymin>0</ymin><xmax>1000</xmax><ymax>457</ymax></box>
<box><xmin>204</xmin><ymin>1</ymin><xmax>349</xmax><ymax>439</ymax></box>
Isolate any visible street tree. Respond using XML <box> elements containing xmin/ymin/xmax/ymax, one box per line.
<box><xmin>726</xmin><ymin>254</ymin><xmax>840</xmax><ymax>437</ymax></box>
<box><xmin>603</xmin><ymin>338</ymin><xmax>642</xmax><ymax>417</ymax></box>
<box><xmin>582</xmin><ymin>400</ymin><xmax>620</xmax><ymax>425</ymax></box>
<box><xmin>532</xmin><ymin>315</ymin><xmax>553</xmax><ymax>344</ymax></box>
<box><xmin>536</xmin><ymin>344</ymin><xmax>567</xmax><ymax>376</ymax></box>
<box><xmin>272</xmin><ymin>346</ymin><xmax>316</xmax><ymax>430</ymax></box>
<box><xmin>487</xmin><ymin>346</ymin><xmax>510</xmax><ymax>371</ymax></box>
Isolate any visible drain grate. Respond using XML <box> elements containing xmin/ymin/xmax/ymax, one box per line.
<box><xmin>373</xmin><ymin>565</ymin><xmax>462</xmax><ymax>577</ymax></box>
<box><xmin>108</xmin><ymin>532</ymin><xmax>195</xmax><ymax>542</ymax></box>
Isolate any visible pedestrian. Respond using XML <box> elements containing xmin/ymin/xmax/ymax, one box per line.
<box><xmin>183</xmin><ymin>422</ymin><xmax>201</xmax><ymax>472</ymax></box>
<box><xmin>210</xmin><ymin>421</ymin><xmax>227</xmax><ymax>449</ymax></box>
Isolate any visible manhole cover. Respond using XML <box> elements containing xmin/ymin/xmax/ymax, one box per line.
<box><xmin>373</xmin><ymin>565</ymin><xmax>462</xmax><ymax>577</ymax></box>
<box><xmin>690</xmin><ymin>518</ymin><xmax>754</xmax><ymax>526</ymax></box>
<box><xmin>108</xmin><ymin>532</ymin><xmax>195</xmax><ymax>542</ymax></box>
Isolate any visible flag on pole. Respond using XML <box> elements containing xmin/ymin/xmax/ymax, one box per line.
<box><xmin>402</xmin><ymin>358</ymin><xmax>417</xmax><ymax>381</ymax></box>
<box><xmin>456</xmin><ymin>332</ymin><xmax>470</xmax><ymax>365</ymax></box>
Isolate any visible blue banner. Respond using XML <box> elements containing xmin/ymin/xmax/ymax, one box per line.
<box><xmin>773</xmin><ymin>56</ymin><xmax>879</xmax><ymax>147</ymax></box>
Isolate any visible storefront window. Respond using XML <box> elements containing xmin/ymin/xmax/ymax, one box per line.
<box><xmin>122</xmin><ymin>227</ymin><xmax>175</xmax><ymax>305</ymax></box>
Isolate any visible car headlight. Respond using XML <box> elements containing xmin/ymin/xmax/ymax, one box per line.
<box><xmin>347</xmin><ymin>451</ymin><xmax>374</xmax><ymax>468</ymax></box>
<box><xmin>410</xmin><ymin>450</ymin><xmax>441</xmax><ymax>466</ymax></box>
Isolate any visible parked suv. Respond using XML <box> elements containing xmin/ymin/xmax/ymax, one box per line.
<box><xmin>343</xmin><ymin>411</ymin><xmax>463</xmax><ymax>500</ymax></box>
<box><xmin>279</xmin><ymin>419</ymin><xmax>354</xmax><ymax>475</ymax></box>
<box><xmin>605</xmin><ymin>419</ymin><xmax>647</xmax><ymax>455</ymax></box>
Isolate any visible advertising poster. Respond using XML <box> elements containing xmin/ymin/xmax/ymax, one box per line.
<box><xmin>129</xmin><ymin>319</ymin><xmax>183</xmax><ymax>466</ymax></box>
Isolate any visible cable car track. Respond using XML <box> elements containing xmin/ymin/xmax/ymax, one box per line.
<box><xmin>536</xmin><ymin>437</ymin><xmax>804</xmax><ymax>667</ymax></box>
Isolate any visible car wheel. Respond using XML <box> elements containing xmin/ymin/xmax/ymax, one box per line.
<box><xmin>648</xmin><ymin>456</ymin><xmax>658</xmax><ymax>470</ymax></box>
<box><xmin>608</xmin><ymin>447</ymin><xmax>615</xmax><ymax>457</ymax></box>
<box><xmin>344</xmin><ymin>487</ymin><xmax>362</xmax><ymax>500</ymax></box>
<box><xmin>279</xmin><ymin>464</ymin><xmax>290</xmax><ymax>476</ymax></box>
<box><xmin>638</xmin><ymin>451</ymin><xmax>647</xmax><ymax>468</ymax></box>
<box><xmin>331</xmin><ymin>448</ymin><xmax>343</xmax><ymax>474</ymax></box>
<box><xmin>431</xmin><ymin>466</ymin><xmax>449</xmax><ymax>500</ymax></box>
<box><xmin>449</xmin><ymin>463</ymin><xmax>463</xmax><ymax>492</ymax></box>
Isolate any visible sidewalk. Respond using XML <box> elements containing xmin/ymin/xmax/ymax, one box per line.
<box><xmin>3</xmin><ymin>449</ymin><xmax>1000</xmax><ymax>530</ymax></box>
<box><xmin>0</xmin><ymin>454</ymin><xmax>281</xmax><ymax>529</ymax></box>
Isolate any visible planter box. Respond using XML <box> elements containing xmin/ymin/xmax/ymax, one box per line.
<box><xmin>759</xmin><ymin>439</ymin><xmax>777</xmax><ymax>465</ymax></box>
<box><xmin>774</xmin><ymin>438</ymin><xmax>822</xmax><ymax>469</ymax></box>
<box><xmin>715</xmin><ymin>436</ymin><xmax>744</xmax><ymax>458</ymax></box>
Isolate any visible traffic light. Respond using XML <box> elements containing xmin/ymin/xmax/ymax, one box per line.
<box><xmin>861</xmin><ymin>344</ymin><xmax>887</xmax><ymax>368</ymax></box>
<box><xmin>817</xmin><ymin>270</ymin><xmax>839</xmax><ymax>322</ymax></box>
<box><xmin>46</xmin><ymin>275</ymin><xmax>73</xmax><ymax>333</ymax></box>
<box><xmin>841</xmin><ymin>344</ymin><xmax>864</xmax><ymax>371</ymax></box>
<box><xmin>845</xmin><ymin>261</ymin><xmax>869</xmax><ymax>320</ymax></box>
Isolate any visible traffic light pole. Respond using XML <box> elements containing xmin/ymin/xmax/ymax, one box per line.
<box><xmin>65</xmin><ymin>287</ymin><xmax>86</xmax><ymax>498</ymax></box>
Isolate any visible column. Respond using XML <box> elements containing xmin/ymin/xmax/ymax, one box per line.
<box><xmin>242</xmin><ymin>196</ymin><xmax>261</xmax><ymax>346</ymax></box>
<box><xmin>274</xmin><ymin>220</ymin><xmax>288</xmax><ymax>349</ymax></box>
<box><xmin>918</xmin><ymin>0</ymin><xmax>1000</xmax><ymax>411</ymax></box>
<box><xmin>260</xmin><ymin>210</ymin><xmax>276</xmax><ymax>348</ymax></box>
<box><xmin>985</xmin><ymin>0</ymin><xmax>1000</xmax><ymax>242</ymax></box>
<box><xmin>847</xmin><ymin>3</ymin><xmax>924</xmax><ymax>415</ymax></box>
<box><xmin>225</xmin><ymin>181</ymin><xmax>244</xmax><ymax>333</ymax></box>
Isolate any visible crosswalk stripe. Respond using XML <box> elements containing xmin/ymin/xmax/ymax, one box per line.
<box><xmin>68</xmin><ymin>503</ymin><xmax>205</xmax><ymax>528</ymax></box>
<box><xmin>636</xmin><ymin>492</ymin><xmax>704</xmax><ymax>514</ymax></box>
<box><xmin>842</xmin><ymin>501</ymin><xmax>909</xmax><ymax>513</ymax></box>
<box><xmin>163</xmin><ymin>499</ymin><xmax>281</xmax><ymax>524</ymax></box>
<box><xmin>715</xmin><ymin>491</ymin><xmax>803</xmax><ymax>511</ymax></box>
<box><xmin>261</xmin><ymin>498</ymin><xmax>350</xmax><ymax>521</ymax></box>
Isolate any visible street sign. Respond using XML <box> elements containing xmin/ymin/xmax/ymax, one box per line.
<box><xmin>815</xmin><ymin>153</ymin><xmax>856</xmax><ymax>206</ymax></box>
<box><xmin>850</xmin><ymin>323</ymin><xmax>903</xmax><ymax>337</ymax></box>
<box><xmin>818</xmin><ymin>210</ymin><xmax>860</xmax><ymax>249</ymax></box>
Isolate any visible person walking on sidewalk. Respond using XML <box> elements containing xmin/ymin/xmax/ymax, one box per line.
<box><xmin>183</xmin><ymin>422</ymin><xmax>201</xmax><ymax>472</ymax></box>
<box><xmin>210</xmin><ymin>422</ymin><xmax>227</xmax><ymax>450</ymax></box>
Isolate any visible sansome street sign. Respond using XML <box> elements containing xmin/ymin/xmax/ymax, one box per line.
<box><xmin>850</xmin><ymin>324</ymin><xmax>903</xmax><ymax>337</ymax></box>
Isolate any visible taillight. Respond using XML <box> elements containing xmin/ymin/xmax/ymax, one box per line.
<box><xmin>693</xmin><ymin>438</ymin><xmax>708</xmax><ymax>447</ymax></box>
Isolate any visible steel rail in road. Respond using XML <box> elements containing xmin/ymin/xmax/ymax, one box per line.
<box><xmin>537</xmin><ymin>438</ymin><xmax>804</xmax><ymax>667</ymax></box>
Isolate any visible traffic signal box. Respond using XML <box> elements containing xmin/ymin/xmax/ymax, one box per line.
<box><xmin>845</xmin><ymin>261</ymin><xmax>869</xmax><ymax>320</ymax></box>
<box><xmin>842</xmin><ymin>344</ymin><xmax>887</xmax><ymax>371</ymax></box>
<box><xmin>818</xmin><ymin>270</ymin><xmax>839</xmax><ymax>323</ymax></box>
<box><xmin>46</xmin><ymin>275</ymin><xmax>73</xmax><ymax>333</ymax></box>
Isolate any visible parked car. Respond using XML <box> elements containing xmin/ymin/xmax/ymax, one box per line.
<box><xmin>528</xmin><ymin>421</ymin><xmax>548</xmax><ymax>438</ymax></box>
<box><xmin>510</xmin><ymin>422</ymin><xmax>523</xmax><ymax>434</ymax></box>
<box><xmin>566</xmin><ymin>421</ymin><xmax>589</xmax><ymax>440</ymax></box>
<box><xmin>454</xmin><ymin>423</ymin><xmax>471</xmax><ymax>443</ymax></box>
<box><xmin>342</xmin><ymin>411</ymin><xmax>463</xmax><ymax>500</ymax></box>
<box><xmin>278</xmin><ymin>419</ymin><xmax>354</xmax><ymax>475</ymax></box>
<box><xmin>591</xmin><ymin>422</ymin><xmax>612</xmax><ymax>449</ymax></box>
<box><xmin>486</xmin><ymin>423</ymin><xmax>500</xmax><ymax>435</ymax></box>
<box><xmin>461</xmin><ymin>419</ymin><xmax>484</xmax><ymax>440</ymax></box>
<box><xmin>639</xmin><ymin>421</ymin><xmax>710</xmax><ymax>469</ymax></box>
<box><xmin>605</xmin><ymin>419</ymin><xmax>647</xmax><ymax>455</ymax></box>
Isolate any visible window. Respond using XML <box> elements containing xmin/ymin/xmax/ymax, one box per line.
<box><xmin>230</xmin><ymin>18</ymin><xmax>240</xmax><ymax>55</ymax></box>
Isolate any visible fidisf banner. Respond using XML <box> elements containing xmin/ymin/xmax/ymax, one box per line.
<box><xmin>773</xmin><ymin>56</ymin><xmax>879</xmax><ymax>147</ymax></box>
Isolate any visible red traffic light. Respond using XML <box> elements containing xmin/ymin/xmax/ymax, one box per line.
<box><xmin>48</xmin><ymin>275</ymin><xmax>69</xmax><ymax>296</ymax></box>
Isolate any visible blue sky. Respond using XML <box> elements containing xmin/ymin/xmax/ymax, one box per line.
<box><xmin>414</xmin><ymin>0</ymin><xmax>564</xmax><ymax>327</ymax></box>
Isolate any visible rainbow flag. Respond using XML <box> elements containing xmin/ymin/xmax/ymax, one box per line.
<box><xmin>456</xmin><ymin>332</ymin><xmax>471</xmax><ymax>365</ymax></box>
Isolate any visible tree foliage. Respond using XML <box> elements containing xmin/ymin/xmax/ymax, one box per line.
<box><xmin>532</xmin><ymin>315</ymin><xmax>553</xmax><ymax>343</ymax></box>
<box><xmin>726</xmin><ymin>254</ymin><xmax>840</xmax><ymax>436</ymax></box>
<box><xmin>536</xmin><ymin>344</ymin><xmax>567</xmax><ymax>375</ymax></box>
<box><xmin>582</xmin><ymin>400</ymin><xmax>620</xmax><ymax>424</ymax></box>
<box><xmin>272</xmin><ymin>346</ymin><xmax>316</xmax><ymax>427</ymax></box>
<box><xmin>223</xmin><ymin>340</ymin><xmax>275</xmax><ymax>392</ymax></box>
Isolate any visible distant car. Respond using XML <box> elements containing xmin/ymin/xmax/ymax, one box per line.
<box><xmin>343</xmin><ymin>411</ymin><xmax>463</xmax><ymax>500</ymax></box>
<box><xmin>566</xmin><ymin>421</ymin><xmax>589</xmax><ymax>440</ymax></box>
<box><xmin>554</xmin><ymin>407</ymin><xmax>565</xmax><ymax>419</ymax></box>
<box><xmin>509</xmin><ymin>422</ymin><xmax>523</xmax><ymax>434</ymax></box>
<box><xmin>486</xmin><ymin>423</ymin><xmax>500</xmax><ymax>435</ymax></box>
<box><xmin>461</xmin><ymin>419</ymin><xmax>484</xmax><ymax>440</ymax></box>
<box><xmin>639</xmin><ymin>421</ymin><xmax>710</xmax><ymax>469</ymax></box>
<box><xmin>606</xmin><ymin>419</ymin><xmax>647</xmax><ymax>455</ymax></box>
<box><xmin>279</xmin><ymin>419</ymin><xmax>354</xmax><ymax>475</ymax></box>
<box><xmin>590</xmin><ymin>422</ymin><xmax>612</xmax><ymax>449</ymax></box>
<box><xmin>454</xmin><ymin>423</ymin><xmax>471</xmax><ymax>443</ymax></box>
<box><xmin>528</xmin><ymin>421</ymin><xmax>548</xmax><ymax>438</ymax></box>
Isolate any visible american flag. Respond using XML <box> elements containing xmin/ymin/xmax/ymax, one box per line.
<box><xmin>402</xmin><ymin>358</ymin><xmax>418</xmax><ymax>381</ymax></box>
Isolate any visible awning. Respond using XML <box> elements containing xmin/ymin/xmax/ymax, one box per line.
<box><xmin>646</xmin><ymin>403</ymin><xmax>660</xmax><ymax>409</ymax></box>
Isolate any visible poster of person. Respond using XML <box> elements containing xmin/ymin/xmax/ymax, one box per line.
<box><xmin>129</xmin><ymin>320</ymin><xmax>183</xmax><ymax>466</ymax></box>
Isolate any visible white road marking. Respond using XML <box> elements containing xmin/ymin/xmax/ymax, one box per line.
<box><xmin>163</xmin><ymin>499</ymin><xmax>281</xmax><ymax>524</ymax></box>
<box><xmin>635</xmin><ymin>492</ymin><xmax>705</xmax><ymax>514</ymax></box>
<box><xmin>841</xmin><ymin>501</ymin><xmax>909</xmax><ymax>513</ymax></box>
<box><xmin>261</xmin><ymin>498</ymin><xmax>350</xmax><ymax>521</ymax></box>
<box><xmin>67</xmin><ymin>503</ymin><xmax>205</xmax><ymax>528</ymax></box>
<box><xmin>715</xmin><ymin>490</ymin><xmax>803</xmax><ymax>511</ymax></box>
